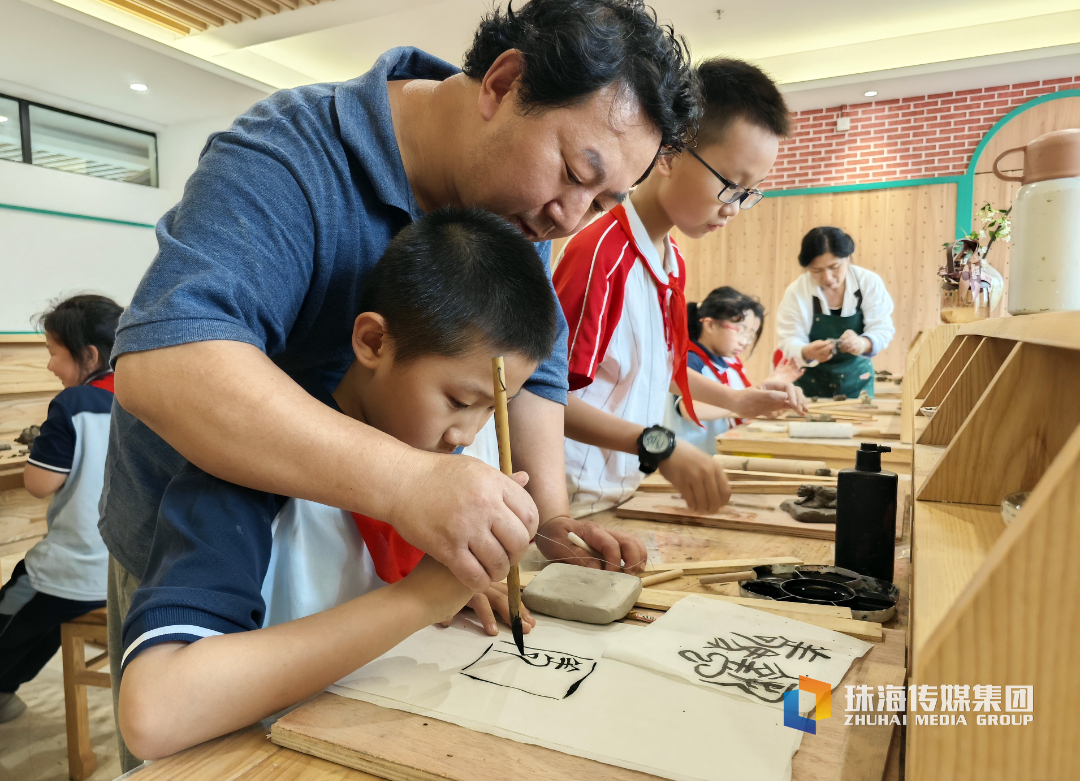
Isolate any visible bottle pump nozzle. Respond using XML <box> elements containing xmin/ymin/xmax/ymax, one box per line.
<box><xmin>855</xmin><ymin>442</ymin><xmax>891</xmax><ymax>472</ymax></box>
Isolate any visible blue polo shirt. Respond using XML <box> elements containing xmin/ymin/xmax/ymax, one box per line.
<box><xmin>100</xmin><ymin>47</ymin><xmax>570</xmax><ymax>580</ymax></box>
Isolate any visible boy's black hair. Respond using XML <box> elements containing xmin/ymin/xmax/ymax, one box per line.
<box><xmin>463</xmin><ymin>0</ymin><xmax>700</xmax><ymax>152</ymax></box>
<box><xmin>694</xmin><ymin>57</ymin><xmax>791</xmax><ymax>148</ymax></box>
<box><xmin>359</xmin><ymin>207</ymin><xmax>558</xmax><ymax>365</ymax></box>
<box><xmin>798</xmin><ymin>226</ymin><xmax>856</xmax><ymax>267</ymax></box>
<box><xmin>687</xmin><ymin>286</ymin><xmax>765</xmax><ymax>353</ymax></box>
<box><xmin>36</xmin><ymin>294</ymin><xmax>123</xmax><ymax>373</ymax></box>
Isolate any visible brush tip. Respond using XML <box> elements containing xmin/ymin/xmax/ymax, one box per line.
<box><xmin>511</xmin><ymin>616</ymin><xmax>525</xmax><ymax>655</ymax></box>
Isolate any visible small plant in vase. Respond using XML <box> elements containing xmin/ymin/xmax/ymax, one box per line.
<box><xmin>938</xmin><ymin>203</ymin><xmax>1010</xmax><ymax>324</ymax></box>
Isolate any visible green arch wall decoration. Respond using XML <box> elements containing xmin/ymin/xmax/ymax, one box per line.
<box><xmin>763</xmin><ymin>88</ymin><xmax>1080</xmax><ymax>240</ymax></box>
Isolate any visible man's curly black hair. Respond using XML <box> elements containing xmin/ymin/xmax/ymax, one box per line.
<box><xmin>462</xmin><ymin>0</ymin><xmax>700</xmax><ymax>151</ymax></box>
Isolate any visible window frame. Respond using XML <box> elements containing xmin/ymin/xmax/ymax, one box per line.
<box><xmin>0</xmin><ymin>91</ymin><xmax>158</xmax><ymax>187</ymax></box>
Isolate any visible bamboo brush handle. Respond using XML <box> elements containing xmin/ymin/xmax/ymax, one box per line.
<box><xmin>492</xmin><ymin>358</ymin><xmax>522</xmax><ymax>620</ymax></box>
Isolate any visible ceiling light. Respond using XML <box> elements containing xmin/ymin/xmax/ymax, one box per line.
<box><xmin>864</xmin><ymin>91</ymin><xmax>878</xmax><ymax>97</ymax></box>
<box><xmin>130</xmin><ymin>83</ymin><xmax>148</xmax><ymax>92</ymax></box>
<box><xmin>0</xmin><ymin>116</ymin><xmax>7</xmax><ymax>123</ymax></box>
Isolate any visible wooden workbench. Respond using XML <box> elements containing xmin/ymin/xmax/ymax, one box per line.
<box><xmin>135</xmin><ymin>503</ymin><xmax>908</xmax><ymax>781</ymax></box>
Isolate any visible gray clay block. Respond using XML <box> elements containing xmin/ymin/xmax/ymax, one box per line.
<box><xmin>521</xmin><ymin>563</ymin><xmax>642</xmax><ymax>624</ymax></box>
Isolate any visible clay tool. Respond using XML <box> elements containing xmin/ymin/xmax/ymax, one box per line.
<box><xmin>699</xmin><ymin>570</ymin><xmax>755</xmax><ymax>585</ymax></box>
<box><xmin>625</xmin><ymin>611</ymin><xmax>657</xmax><ymax>623</ymax></box>
<box><xmin>567</xmin><ymin>530</ymin><xmax>603</xmax><ymax>561</ymax></box>
<box><xmin>655</xmin><ymin>556</ymin><xmax>801</xmax><ymax>575</ymax></box>
<box><xmin>492</xmin><ymin>356</ymin><xmax>524</xmax><ymax>655</ymax></box>
<box><xmin>638</xmin><ymin>569</ymin><xmax>684</xmax><ymax>587</ymax></box>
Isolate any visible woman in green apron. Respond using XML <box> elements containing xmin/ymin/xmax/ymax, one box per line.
<box><xmin>775</xmin><ymin>227</ymin><xmax>896</xmax><ymax>398</ymax></box>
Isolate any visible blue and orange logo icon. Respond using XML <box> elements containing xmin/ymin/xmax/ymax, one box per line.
<box><xmin>784</xmin><ymin>676</ymin><xmax>831</xmax><ymax>734</ymax></box>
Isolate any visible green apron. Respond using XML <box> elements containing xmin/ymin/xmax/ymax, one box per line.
<box><xmin>795</xmin><ymin>275</ymin><xmax>876</xmax><ymax>399</ymax></box>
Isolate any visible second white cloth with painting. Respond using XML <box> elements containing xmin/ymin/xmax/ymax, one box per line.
<box><xmin>329</xmin><ymin>595</ymin><xmax>870</xmax><ymax>781</ymax></box>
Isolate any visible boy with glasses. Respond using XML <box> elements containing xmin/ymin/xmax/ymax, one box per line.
<box><xmin>554</xmin><ymin>57</ymin><xmax>806</xmax><ymax>523</ymax></box>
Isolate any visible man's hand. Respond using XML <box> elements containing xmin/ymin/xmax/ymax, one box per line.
<box><xmin>802</xmin><ymin>340</ymin><xmax>837</xmax><ymax>364</ymax></box>
<box><xmin>534</xmin><ymin>516</ymin><xmax>648</xmax><ymax>573</ymax></box>
<box><xmin>440</xmin><ymin>582</ymin><xmax>537</xmax><ymax>636</ymax></box>
<box><xmin>658</xmin><ymin>441</ymin><xmax>731</xmax><ymax>514</ymax></box>
<box><xmin>387</xmin><ymin>455</ymin><xmax>538</xmax><ymax>593</ymax></box>
<box><xmin>838</xmin><ymin>330</ymin><xmax>871</xmax><ymax>355</ymax></box>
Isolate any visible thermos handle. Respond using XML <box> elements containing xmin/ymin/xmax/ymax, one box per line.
<box><xmin>993</xmin><ymin>146</ymin><xmax>1026</xmax><ymax>182</ymax></box>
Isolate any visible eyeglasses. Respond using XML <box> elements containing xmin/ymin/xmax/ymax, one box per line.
<box><xmin>688</xmin><ymin>149</ymin><xmax>764</xmax><ymax>209</ymax></box>
<box><xmin>711</xmin><ymin>319</ymin><xmax>756</xmax><ymax>337</ymax></box>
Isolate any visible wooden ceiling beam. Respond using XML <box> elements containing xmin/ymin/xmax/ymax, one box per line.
<box><xmin>220</xmin><ymin>0</ymin><xmax>263</xmax><ymax>19</ymax></box>
<box><xmin>129</xmin><ymin>0</ymin><xmax>209</xmax><ymax>30</ymax></box>
<box><xmin>162</xmin><ymin>0</ymin><xmax>226</xmax><ymax>26</ymax></box>
<box><xmin>186</xmin><ymin>0</ymin><xmax>244</xmax><ymax>23</ymax></box>
<box><xmin>243</xmin><ymin>0</ymin><xmax>281</xmax><ymax>14</ymax></box>
<box><xmin>96</xmin><ymin>0</ymin><xmax>193</xmax><ymax>33</ymax></box>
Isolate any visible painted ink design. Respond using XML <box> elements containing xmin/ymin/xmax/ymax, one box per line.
<box><xmin>460</xmin><ymin>641</ymin><xmax>597</xmax><ymax>700</ymax></box>
<box><xmin>677</xmin><ymin>634</ymin><xmax>833</xmax><ymax>704</ymax></box>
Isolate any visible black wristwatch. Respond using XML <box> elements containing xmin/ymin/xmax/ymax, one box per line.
<box><xmin>637</xmin><ymin>425</ymin><xmax>676</xmax><ymax>474</ymax></box>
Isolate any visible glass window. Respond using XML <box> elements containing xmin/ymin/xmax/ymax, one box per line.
<box><xmin>0</xmin><ymin>97</ymin><xmax>21</xmax><ymax>164</ymax></box>
<box><xmin>28</xmin><ymin>104</ymin><xmax>157</xmax><ymax>187</ymax></box>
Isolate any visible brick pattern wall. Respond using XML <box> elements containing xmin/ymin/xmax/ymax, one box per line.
<box><xmin>770</xmin><ymin>76</ymin><xmax>1080</xmax><ymax>190</ymax></box>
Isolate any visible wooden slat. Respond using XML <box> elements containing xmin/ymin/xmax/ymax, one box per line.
<box><xmin>159</xmin><ymin>0</ymin><xmax>225</xmax><ymax>26</ymax></box>
<box><xmin>185</xmin><ymin>0</ymin><xmax>243</xmax><ymax>23</ymax></box>
<box><xmin>616</xmin><ymin>493</ymin><xmax>836</xmax><ymax>540</ymax></box>
<box><xmin>0</xmin><ymin>391</ymin><xmax>56</xmax><ymax>440</ymax></box>
<box><xmin>916</xmin><ymin>334</ymin><xmax>963</xmax><ymax>398</ymax></box>
<box><xmin>918</xmin><ymin>338</ymin><xmax>1015</xmax><ymax>447</ymax></box>
<box><xmin>919</xmin><ymin>342</ymin><xmax>1080</xmax><ymax>505</ymax></box>
<box><xmin>654</xmin><ymin>556</ymin><xmax>802</xmax><ymax>574</ymax></box>
<box><xmin>98</xmin><ymin>0</ymin><xmax>205</xmax><ymax>30</ymax></box>
<box><xmin>718</xmin><ymin>433</ymin><xmax>912</xmax><ymax>474</ymax></box>
<box><xmin>243</xmin><ymin>0</ymin><xmax>282</xmax><ymax>13</ymax></box>
<box><xmin>922</xmin><ymin>335</ymin><xmax>981</xmax><ymax>408</ymax></box>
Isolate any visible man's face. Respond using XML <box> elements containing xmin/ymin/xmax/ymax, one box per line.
<box><xmin>656</xmin><ymin>117</ymin><xmax>780</xmax><ymax>239</ymax></box>
<box><xmin>461</xmin><ymin>83</ymin><xmax>662</xmax><ymax>241</ymax></box>
<box><xmin>364</xmin><ymin>343</ymin><xmax>537</xmax><ymax>454</ymax></box>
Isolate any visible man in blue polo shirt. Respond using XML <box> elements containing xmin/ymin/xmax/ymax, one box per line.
<box><xmin>103</xmin><ymin>0</ymin><xmax>698</xmax><ymax>767</ymax></box>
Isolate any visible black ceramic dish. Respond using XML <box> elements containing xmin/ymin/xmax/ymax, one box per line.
<box><xmin>736</xmin><ymin>564</ymin><xmax>899</xmax><ymax>622</ymax></box>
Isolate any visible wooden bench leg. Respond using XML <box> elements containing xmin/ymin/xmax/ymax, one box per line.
<box><xmin>61</xmin><ymin>623</ymin><xmax>98</xmax><ymax>781</ymax></box>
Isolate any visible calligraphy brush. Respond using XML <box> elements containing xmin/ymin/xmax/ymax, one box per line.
<box><xmin>492</xmin><ymin>356</ymin><xmax>526</xmax><ymax>656</ymax></box>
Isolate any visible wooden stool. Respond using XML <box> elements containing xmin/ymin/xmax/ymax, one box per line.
<box><xmin>61</xmin><ymin>607</ymin><xmax>109</xmax><ymax>781</ymax></box>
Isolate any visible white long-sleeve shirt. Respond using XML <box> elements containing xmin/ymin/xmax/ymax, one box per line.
<box><xmin>775</xmin><ymin>264</ymin><xmax>895</xmax><ymax>369</ymax></box>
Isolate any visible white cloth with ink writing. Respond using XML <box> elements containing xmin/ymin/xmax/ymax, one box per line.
<box><xmin>604</xmin><ymin>596</ymin><xmax>871</xmax><ymax>709</ymax></box>
<box><xmin>330</xmin><ymin>615</ymin><xmax>801</xmax><ymax>781</ymax></box>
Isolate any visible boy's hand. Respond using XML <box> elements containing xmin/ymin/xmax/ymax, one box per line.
<box><xmin>760</xmin><ymin>379</ymin><xmax>809</xmax><ymax>416</ymax></box>
<box><xmin>388</xmin><ymin>453</ymin><xmax>538</xmax><ymax>593</ymax></box>
<box><xmin>838</xmin><ymin>330</ymin><xmax>871</xmax><ymax>355</ymax></box>
<box><xmin>659</xmin><ymin>441</ymin><xmax>731</xmax><ymax>514</ymax></box>
<box><xmin>802</xmin><ymin>340</ymin><xmax>836</xmax><ymax>364</ymax></box>
<box><xmin>725</xmin><ymin>387</ymin><xmax>795</xmax><ymax>419</ymax></box>
<box><xmin>440</xmin><ymin>582</ymin><xmax>537</xmax><ymax>636</ymax></box>
<box><xmin>534</xmin><ymin>517</ymin><xmax>648</xmax><ymax>573</ymax></box>
<box><xmin>768</xmin><ymin>358</ymin><xmax>804</xmax><ymax>385</ymax></box>
<box><xmin>399</xmin><ymin>555</ymin><xmax>476</xmax><ymax>626</ymax></box>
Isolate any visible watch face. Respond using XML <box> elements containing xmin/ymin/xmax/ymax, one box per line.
<box><xmin>642</xmin><ymin>428</ymin><xmax>671</xmax><ymax>454</ymax></box>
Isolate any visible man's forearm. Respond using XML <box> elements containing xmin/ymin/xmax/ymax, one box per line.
<box><xmin>563</xmin><ymin>395</ymin><xmax>643</xmax><ymax>455</ymax></box>
<box><xmin>508</xmin><ymin>391</ymin><xmax>572</xmax><ymax>525</ymax></box>
<box><xmin>115</xmin><ymin>341</ymin><xmax>411</xmax><ymax>519</ymax></box>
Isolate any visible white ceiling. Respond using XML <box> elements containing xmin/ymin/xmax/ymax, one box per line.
<box><xmin>6</xmin><ymin>0</ymin><xmax>1080</xmax><ymax>129</ymax></box>
<box><xmin>2</xmin><ymin>0</ymin><xmax>270</xmax><ymax>130</ymax></box>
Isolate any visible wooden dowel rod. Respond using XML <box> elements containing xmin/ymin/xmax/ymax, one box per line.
<box><xmin>639</xmin><ymin>569</ymin><xmax>684</xmax><ymax>587</ymax></box>
<box><xmin>699</xmin><ymin>570</ymin><xmax>755</xmax><ymax>585</ymax></box>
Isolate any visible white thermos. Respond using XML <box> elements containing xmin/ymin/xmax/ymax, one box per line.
<box><xmin>994</xmin><ymin>128</ymin><xmax>1080</xmax><ymax>315</ymax></box>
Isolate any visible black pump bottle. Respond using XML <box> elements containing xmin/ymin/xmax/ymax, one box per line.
<box><xmin>834</xmin><ymin>443</ymin><xmax>897</xmax><ymax>583</ymax></box>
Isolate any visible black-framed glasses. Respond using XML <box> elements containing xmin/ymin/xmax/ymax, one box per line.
<box><xmin>688</xmin><ymin>148</ymin><xmax>764</xmax><ymax>209</ymax></box>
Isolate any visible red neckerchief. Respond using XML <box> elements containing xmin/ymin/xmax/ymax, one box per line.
<box><xmin>686</xmin><ymin>343</ymin><xmax>749</xmax><ymax>427</ymax></box>
<box><xmin>611</xmin><ymin>206</ymin><xmax>700</xmax><ymax>427</ymax></box>
<box><xmin>87</xmin><ymin>372</ymin><xmax>115</xmax><ymax>393</ymax></box>
<box><xmin>350</xmin><ymin>513</ymin><xmax>424</xmax><ymax>583</ymax></box>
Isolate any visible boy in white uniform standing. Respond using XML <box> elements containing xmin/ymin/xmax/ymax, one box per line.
<box><xmin>554</xmin><ymin>58</ymin><xmax>807</xmax><ymax>524</ymax></box>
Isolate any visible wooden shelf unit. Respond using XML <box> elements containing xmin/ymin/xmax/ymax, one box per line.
<box><xmin>907</xmin><ymin>312</ymin><xmax>1080</xmax><ymax>781</ymax></box>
